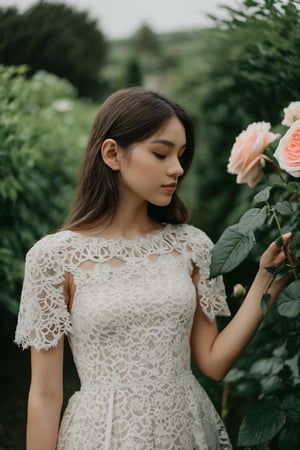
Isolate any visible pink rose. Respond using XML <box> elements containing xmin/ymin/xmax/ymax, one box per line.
<box><xmin>274</xmin><ymin>119</ymin><xmax>300</xmax><ymax>177</ymax></box>
<box><xmin>227</xmin><ymin>122</ymin><xmax>280</xmax><ymax>187</ymax></box>
<box><xmin>282</xmin><ymin>101</ymin><xmax>300</xmax><ymax>127</ymax></box>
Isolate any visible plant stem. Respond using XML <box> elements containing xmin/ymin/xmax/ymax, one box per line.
<box><xmin>267</xmin><ymin>202</ymin><xmax>297</xmax><ymax>280</ymax></box>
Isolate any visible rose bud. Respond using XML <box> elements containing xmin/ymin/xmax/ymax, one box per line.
<box><xmin>232</xmin><ymin>283</ymin><xmax>246</xmax><ymax>298</ymax></box>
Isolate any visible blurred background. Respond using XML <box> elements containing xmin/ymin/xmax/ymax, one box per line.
<box><xmin>0</xmin><ymin>0</ymin><xmax>300</xmax><ymax>448</ymax></box>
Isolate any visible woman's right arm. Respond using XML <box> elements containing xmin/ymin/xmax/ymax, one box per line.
<box><xmin>27</xmin><ymin>337</ymin><xmax>64</xmax><ymax>450</ymax></box>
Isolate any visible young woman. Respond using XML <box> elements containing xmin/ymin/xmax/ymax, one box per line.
<box><xmin>15</xmin><ymin>88</ymin><xmax>291</xmax><ymax>450</ymax></box>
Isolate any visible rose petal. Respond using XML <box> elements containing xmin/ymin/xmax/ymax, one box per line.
<box><xmin>274</xmin><ymin>120</ymin><xmax>300</xmax><ymax>177</ymax></box>
<box><xmin>227</xmin><ymin>122</ymin><xmax>280</xmax><ymax>187</ymax></box>
<box><xmin>282</xmin><ymin>101</ymin><xmax>300</xmax><ymax>127</ymax></box>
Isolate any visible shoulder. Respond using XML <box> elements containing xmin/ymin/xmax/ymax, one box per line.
<box><xmin>168</xmin><ymin>223</ymin><xmax>214</xmax><ymax>248</ymax></box>
<box><xmin>26</xmin><ymin>230</ymin><xmax>74</xmax><ymax>263</ymax></box>
<box><xmin>166</xmin><ymin>224</ymin><xmax>215</xmax><ymax>266</ymax></box>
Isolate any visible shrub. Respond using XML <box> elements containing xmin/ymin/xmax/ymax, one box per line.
<box><xmin>0</xmin><ymin>65</ymin><xmax>96</xmax><ymax>321</ymax></box>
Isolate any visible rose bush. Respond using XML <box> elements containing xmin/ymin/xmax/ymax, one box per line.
<box><xmin>210</xmin><ymin>101</ymin><xmax>300</xmax><ymax>448</ymax></box>
<box><xmin>211</xmin><ymin>101</ymin><xmax>300</xmax><ymax>283</ymax></box>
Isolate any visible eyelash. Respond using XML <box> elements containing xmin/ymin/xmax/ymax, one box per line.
<box><xmin>153</xmin><ymin>152</ymin><xmax>185</xmax><ymax>161</ymax></box>
<box><xmin>153</xmin><ymin>153</ymin><xmax>167</xmax><ymax>160</ymax></box>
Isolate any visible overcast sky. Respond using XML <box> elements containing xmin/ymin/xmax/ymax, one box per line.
<box><xmin>0</xmin><ymin>0</ymin><xmax>240</xmax><ymax>39</ymax></box>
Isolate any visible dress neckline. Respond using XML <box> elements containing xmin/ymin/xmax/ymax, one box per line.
<box><xmin>65</xmin><ymin>223</ymin><xmax>174</xmax><ymax>246</ymax></box>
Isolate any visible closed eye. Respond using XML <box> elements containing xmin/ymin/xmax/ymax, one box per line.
<box><xmin>153</xmin><ymin>153</ymin><xmax>167</xmax><ymax>160</ymax></box>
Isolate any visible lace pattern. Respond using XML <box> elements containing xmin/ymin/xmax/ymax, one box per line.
<box><xmin>15</xmin><ymin>224</ymin><xmax>229</xmax><ymax>351</ymax></box>
<box><xmin>15</xmin><ymin>223</ymin><xmax>232</xmax><ymax>449</ymax></box>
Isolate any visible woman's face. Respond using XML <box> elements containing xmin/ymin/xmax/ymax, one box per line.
<box><xmin>117</xmin><ymin>116</ymin><xmax>186</xmax><ymax>207</ymax></box>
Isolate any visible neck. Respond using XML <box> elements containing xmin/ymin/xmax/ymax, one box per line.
<box><xmin>81</xmin><ymin>198</ymin><xmax>162</xmax><ymax>239</ymax></box>
<box><xmin>106</xmin><ymin>201</ymin><xmax>161</xmax><ymax>239</ymax></box>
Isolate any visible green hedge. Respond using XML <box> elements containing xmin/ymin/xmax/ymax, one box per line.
<box><xmin>0</xmin><ymin>64</ymin><xmax>98</xmax><ymax>448</ymax></box>
<box><xmin>0</xmin><ymin>65</ymin><xmax>97</xmax><ymax>317</ymax></box>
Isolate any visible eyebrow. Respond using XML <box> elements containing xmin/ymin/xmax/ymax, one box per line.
<box><xmin>150</xmin><ymin>139</ymin><xmax>186</xmax><ymax>149</ymax></box>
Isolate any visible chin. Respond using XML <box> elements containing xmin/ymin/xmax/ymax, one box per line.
<box><xmin>149</xmin><ymin>198</ymin><xmax>173</xmax><ymax>207</ymax></box>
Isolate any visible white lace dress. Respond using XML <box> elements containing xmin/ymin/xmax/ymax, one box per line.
<box><xmin>15</xmin><ymin>223</ymin><xmax>232</xmax><ymax>450</ymax></box>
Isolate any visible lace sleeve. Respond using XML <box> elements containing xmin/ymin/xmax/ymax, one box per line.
<box><xmin>14</xmin><ymin>236</ymin><xmax>72</xmax><ymax>351</ymax></box>
<box><xmin>190</xmin><ymin>227</ymin><xmax>231</xmax><ymax>322</ymax></box>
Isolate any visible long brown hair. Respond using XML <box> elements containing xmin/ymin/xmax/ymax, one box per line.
<box><xmin>62</xmin><ymin>87</ymin><xmax>195</xmax><ymax>230</ymax></box>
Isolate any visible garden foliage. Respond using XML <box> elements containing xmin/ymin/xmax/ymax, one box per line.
<box><xmin>171</xmin><ymin>0</ymin><xmax>300</xmax><ymax>242</ymax></box>
<box><xmin>200</xmin><ymin>2</ymin><xmax>300</xmax><ymax>447</ymax></box>
<box><xmin>1</xmin><ymin>1</ymin><xmax>300</xmax><ymax>447</ymax></box>
<box><xmin>0</xmin><ymin>64</ymin><xmax>96</xmax><ymax>333</ymax></box>
<box><xmin>210</xmin><ymin>104</ymin><xmax>300</xmax><ymax>449</ymax></box>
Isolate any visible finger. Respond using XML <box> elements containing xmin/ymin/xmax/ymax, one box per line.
<box><xmin>267</xmin><ymin>236</ymin><xmax>291</xmax><ymax>262</ymax></box>
<box><xmin>275</xmin><ymin>232</ymin><xmax>292</xmax><ymax>247</ymax></box>
<box><xmin>275</xmin><ymin>236</ymin><xmax>284</xmax><ymax>246</ymax></box>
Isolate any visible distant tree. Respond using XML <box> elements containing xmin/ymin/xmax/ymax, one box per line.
<box><xmin>0</xmin><ymin>1</ymin><xmax>108</xmax><ymax>98</ymax></box>
<box><xmin>0</xmin><ymin>7</ymin><xmax>23</xmax><ymax>63</ymax></box>
<box><xmin>131</xmin><ymin>23</ymin><xmax>162</xmax><ymax>56</ymax></box>
<box><xmin>124</xmin><ymin>57</ymin><xmax>143</xmax><ymax>87</ymax></box>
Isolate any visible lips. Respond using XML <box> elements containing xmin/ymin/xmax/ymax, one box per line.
<box><xmin>162</xmin><ymin>183</ymin><xmax>177</xmax><ymax>192</ymax></box>
<box><xmin>162</xmin><ymin>183</ymin><xmax>177</xmax><ymax>188</ymax></box>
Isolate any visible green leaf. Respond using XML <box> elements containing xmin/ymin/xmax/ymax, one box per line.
<box><xmin>252</xmin><ymin>444</ymin><xmax>271</xmax><ymax>450</ymax></box>
<box><xmin>274</xmin><ymin>265</ymin><xmax>294</xmax><ymax>281</ymax></box>
<box><xmin>273</xmin><ymin>201</ymin><xmax>294</xmax><ymax>215</ymax></box>
<box><xmin>277</xmin><ymin>280</ymin><xmax>300</xmax><ymax>318</ymax></box>
<box><xmin>254</xmin><ymin>186</ymin><xmax>271</xmax><ymax>203</ymax></box>
<box><xmin>261</xmin><ymin>293</ymin><xmax>271</xmax><ymax>315</ymax></box>
<box><xmin>281</xmin><ymin>395</ymin><xmax>300</xmax><ymax>420</ymax></box>
<box><xmin>251</xmin><ymin>357</ymin><xmax>282</xmax><ymax>377</ymax></box>
<box><xmin>286</xmin><ymin>335</ymin><xmax>300</xmax><ymax>359</ymax></box>
<box><xmin>285</xmin><ymin>182</ymin><xmax>300</xmax><ymax>193</ymax></box>
<box><xmin>210</xmin><ymin>224</ymin><xmax>256</xmax><ymax>277</ymax></box>
<box><xmin>238</xmin><ymin>398</ymin><xmax>286</xmax><ymax>446</ymax></box>
<box><xmin>265</xmin><ymin>264</ymin><xmax>292</xmax><ymax>280</ymax></box>
<box><xmin>244</xmin><ymin>0</ymin><xmax>259</xmax><ymax>8</ymax></box>
<box><xmin>278</xmin><ymin>426</ymin><xmax>300</xmax><ymax>450</ymax></box>
<box><xmin>224</xmin><ymin>367</ymin><xmax>245</xmax><ymax>383</ymax></box>
<box><xmin>238</xmin><ymin>207</ymin><xmax>267</xmax><ymax>233</ymax></box>
<box><xmin>265</xmin><ymin>265</ymin><xmax>278</xmax><ymax>275</ymax></box>
<box><xmin>278</xmin><ymin>395</ymin><xmax>300</xmax><ymax>450</ymax></box>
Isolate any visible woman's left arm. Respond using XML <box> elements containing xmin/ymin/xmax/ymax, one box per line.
<box><xmin>190</xmin><ymin>233</ymin><xmax>292</xmax><ymax>381</ymax></box>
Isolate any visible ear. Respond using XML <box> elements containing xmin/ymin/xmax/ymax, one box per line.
<box><xmin>101</xmin><ymin>139</ymin><xmax>120</xmax><ymax>171</ymax></box>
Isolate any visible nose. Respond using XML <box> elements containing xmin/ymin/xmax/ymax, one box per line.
<box><xmin>167</xmin><ymin>157</ymin><xmax>184</xmax><ymax>177</ymax></box>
